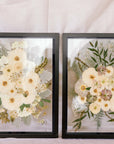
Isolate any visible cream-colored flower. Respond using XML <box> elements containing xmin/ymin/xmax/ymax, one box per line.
<box><xmin>98</xmin><ymin>75</ymin><xmax>108</xmax><ymax>87</ymax></box>
<box><xmin>14</xmin><ymin>62</ymin><xmax>23</xmax><ymax>72</ymax></box>
<box><xmin>15</xmin><ymin>78</ymin><xmax>23</xmax><ymax>89</ymax></box>
<box><xmin>23</xmin><ymin>72</ymin><xmax>40</xmax><ymax>89</ymax></box>
<box><xmin>90</xmin><ymin>86</ymin><xmax>100</xmax><ymax>96</ymax></box>
<box><xmin>35</xmin><ymin>95</ymin><xmax>41</xmax><ymax>102</ymax></box>
<box><xmin>0</xmin><ymin>56</ymin><xmax>8</xmax><ymax>67</ymax></box>
<box><xmin>89</xmin><ymin>102</ymin><xmax>101</xmax><ymax>114</ymax></box>
<box><xmin>6</xmin><ymin>83</ymin><xmax>17</xmax><ymax>96</ymax></box>
<box><xmin>96</xmin><ymin>96</ymin><xmax>103</xmax><ymax>106</ymax></box>
<box><xmin>22</xmin><ymin>88</ymin><xmax>37</xmax><ymax>104</ymax></box>
<box><xmin>1</xmin><ymin>94</ymin><xmax>23</xmax><ymax>111</ymax></box>
<box><xmin>8</xmin><ymin>48</ymin><xmax>27</xmax><ymax>65</ymax></box>
<box><xmin>101</xmin><ymin>100</ymin><xmax>110</xmax><ymax>111</ymax></box>
<box><xmin>9</xmin><ymin>111</ymin><xmax>18</xmax><ymax>119</ymax></box>
<box><xmin>3</xmin><ymin>64</ymin><xmax>14</xmax><ymax>77</ymax></box>
<box><xmin>74</xmin><ymin>79</ymin><xmax>88</xmax><ymax>96</ymax></box>
<box><xmin>0</xmin><ymin>76</ymin><xmax>11</xmax><ymax>94</ymax></box>
<box><xmin>0</xmin><ymin>108</ymin><xmax>5</xmax><ymax>113</ymax></box>
<box><xmin>77</xmin><ymin>95</ymin><xmax>86</xmax><ymax>104</ymax></box>
<box><xmin>36</xmin><ymin>83</ymin><xmax>47</xmax><ymax>93</ymax></box>
<box><xmin>105</xmin><ymin>66</ymin><xmax>113</xmax><ymax>77</ymax></box>
<box><xmin>82</xmin><ymin>68</ymin><xmax>98</xmax><ymax>86</ymax></box>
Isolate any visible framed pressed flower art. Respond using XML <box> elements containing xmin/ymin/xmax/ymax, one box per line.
<box><xmin>0</xmin><ymin>33</ymin><xmax>59</xmax><ymax>138</ymax></box>
<box><xmin>62</xmin><ymin>33</ymin><xmax>114</xmax><ymax>139</ymax></box>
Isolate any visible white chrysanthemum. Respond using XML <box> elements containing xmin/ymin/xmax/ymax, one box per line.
<box><xmin>74</xmin><ymin>79</ymin><xmax>88</xmax><ymax>96</ymax></box>
<box><xmin>90</xmin><ymin>86</ymin><xmax>100</xmax><ymax>96</ymax></box>
<box><xmin>105</xmin><ymin>66</ymin><xmax>113</xmax><ymax>77</ymax></box>
<box><xmin>17</xmin><ymin>107</ymin><xmax>31</xmax><ymax>117</ymax></box>
<box><xmin>96</xmin><ymin>97</ymin><xmax>103</xmax><ymax>106</ymax></box>
<box><xmin>23</xmin><ymin>72</ymin><xmax>40</xmax><ymax>89</ymax></box>
<box><xmin>72</xmin><ymin>96</ymin><xmax>87</xmax><ymax>116</ymax></box>
<box><xmin>3</xmin><ymin>64</ymin><xmax>14</xmax><ymax>77</ymax></box>
<box><xmin>0</xmin><ymin>56</ymin><xmax>8</xmax><ymax>67</ymax></box>
<box><xmin>77</xmin><ymin>95</ymin><xmax>86</xmax><ymax>104</ymax></box>
<box><xmin>82</xmin><ymin>68</ymin><xmax>98</xmax><ymax>87</ymax></box>
<box><xmin>22</xmin><ymin>88</ymin><xmax>37</xmax><ymax>104</ymax></box>
<box><xmin>101</xmin><ymin>100</ymin><xmax>110</xmax><ymax>111</ymax></box>
<box><xmin>89</xmin><ymin>102</ymin><xmax>101</xmax><ymax>114</ymax></box>
<box><xmin>8</xmin><ymin>48</ymin><xmax>27</xmax><ymax>66</ymax></box>
<box><xmin>1</xmin><ymin>94</ymin><xmax>23</xmax><ymax>111</ymax></box>
<box><xmin>0</xmin><ymin>75</ymin><xmax>11</xmax><ymax>94</ymax></box>
<box><xmin>98</xmin><ymin>75</ymin><xmax>108</xmax><ymax>87</ymax></box>
<box><xmin>15</xmin><ymin>78</ymin><xmax>23</xmax><ymax>89</ymax></box>
<box><xmin>6</xmin><ymin>83</ymin><xmax>17</xmax><ymax>96</ymax></box>
<box><xmin>0</xmin><ymin>108</ymin><xmax>5</xmax><ymax>113</ymax></box>
<box><xmin>14</xmin><ymin>62</ymin><xmax>23</xmax><ymax>72</ymax></box>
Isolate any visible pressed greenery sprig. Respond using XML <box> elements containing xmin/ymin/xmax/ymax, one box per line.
<box><xmin>88</xmin><ymin>41</ymin><xmax>114</xmax><ymax>67</ymax></box>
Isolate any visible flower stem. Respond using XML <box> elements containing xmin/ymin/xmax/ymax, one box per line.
<box><xmin>104</xmin><ymin>112</ymin><xmax>113</xmax><ymax>120</ymax></box>
<box><xmin>75</xmin><ymin>57</ymin><xmax>89</xmax><ymax>68</ymax></box>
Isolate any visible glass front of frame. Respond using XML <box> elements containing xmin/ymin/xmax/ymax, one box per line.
<box><xmin>0</xmin><ymin>37</ymin><xmax>53</xmax><ymax>132</ymax></box>
<box><xmin>67</xmin><ymin>38</ymin><xmax>114</xmax><ymax>133</ymax></box>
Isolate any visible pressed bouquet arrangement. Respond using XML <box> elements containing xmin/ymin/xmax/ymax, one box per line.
<box><xmin>72</xmin><ymin>41</ymin><xmax>114</xmax><ymax>131</ymax></box>
<box><xmin>0</xmin><ymin>41</ymin><xmax>52</xmax><ymax>124</ymax></box>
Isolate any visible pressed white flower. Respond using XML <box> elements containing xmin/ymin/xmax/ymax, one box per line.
<box><xmin>11</xmin><ymin>41</ymin><xmax>27</xmax><ymax>49</ymax></box>
<box><xmin>77</xmin><ymin>95</ymin><xmax>86</xmax><ymax>104</ymax></box>
<box><xmin>23</xmin><ymin>72</ymin><xmax>40</xmax><ymax>89</ymax></box>
<box><xmin>3</xmin><ymin>64</ymin><xmax>14</xmax><ymax>77</ymax></box>
<box><xmin>0</xmin><ymin>56</ymin><xmax>8</xmax><ymax>67</ymax></box>
<box><xmin>22</xmin><ymin>88</ymin><xmax>37</xmax><ymax>104</ymax></box>
<box><xmin>1</xmin><ymin>94</ymin><xmax>23</xmax><ymax>111</ymax></box>
<box><xmin>14</xmin><ymin>62</ymin><xmax>23</xmax><ymax>72</ymax></box>
<box><xmin>0</xmin><ymin>75</ymin><xmax>11</xmax><ymax>94</ymax></box>
<box><xmin>96</xmin><ymin>96</ymin><xmax>103</xmax><ymax>106</ymax></box>
<box><xmin>15</xmin><ymin>78</ymin><xmax>23</xmax><ymax>89</ymax></box>
<box><xmin>36</xmin><ymin>83</ymin><xmax>47</xmax><ymax>93</ymax></box>
<box><xmin>89</xmin><ymin>102</ymin><xmax>101</xmax><ymax>114</ymax></box>
<box><xmin>90</xmin><ymin>86</ymin><xmax>100</xmax><ymax>96</ymax></box>
<box><xmin>74</xmin><ymin>79</ymin><xmax>88</xmax><ymax>96</ymax></box>
<box><xmin>98</xmin><ymin>75</ymin><xmax>108</xmax><ymax>87</ymax></box>
<box><xmin>0</xmin><ymin>108</ymin><xmax>5</xmax><ymax>113</ymax></box>
<box><xmin>101</xmin><ymin>100</ymin><xmax>110</xmax><ymax>111</ymax></box>
<box><xmin>82</xmin><ymin>68</ymin><xmax>98</xmax><ymax>86</ymax></box>
<box><xmin>6</xmin><ymin>83</ymin><xmax>17</xmax><ymax>96</ymax></box>
<box><xmin>105</xmin><ymin>66</ymin><xmax>113</xmax><ymax>77</ymax></box>
<box><xmin>72</xmin><ymin>96</ymin><xmax>87</xmax><ymax>115</ymax></box>
<box><xmin>8</xmin><ymin>48</ymin><xmax>27</xmax><ymax>66</ymax></box>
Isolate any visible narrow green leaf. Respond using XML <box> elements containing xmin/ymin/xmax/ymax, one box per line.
<box><xmin>89</xmin><ymin>42</ymin><xmax>94</xmax><ymax>47</ymax></box>
<box><xmin>42</xmin><ymin>99</ymin><xmax>51</xmax><ymax>103</ymax></box>
<box><xmin>102</xmin><ymin>58</ymin><xmax>108</xmax><ymax>64</ymax></box>
<box><xmin>93</xmin><ymin>52</ymin><xmax>99</xmax><ymax>57</ymax></box>
<box><xmin>100</xmin><ymin>48</ymin><xmax>103</xmax><ymax>55</ymax></box>
<box><xmin>20</xmin><ymin>104</ymin><xmax>30</xmax><ymax>111</ymax></box>
<box><xmin>88</xmin><ymin>111</ymin><xmax>90</xmax><ymax>119</ymax></box>
<box><xmin>95</xmin><ymin>64</ymin><xmax>98</xmax><ymax>69</ymax></box>
<box><xmin>109</xmin><ymin>53</ymin><xmax>112</xmax><ymax>61</ymax></box>
<box><xmin>108</xmin><ymin>119</ymin><xmax>114</xmax><ymax>122</ymax></box>
<box><xmin>73</xmin><ymin>123</ymin><xmax>79</xmax><ymax>128</ymax></box>
<box><xmin>95</xmin><ymin>41</ymin><xmax>98</xmax><ymax>48</ymax></box>
<box><xmin>111</xmin><ymin>58</ymin><xmax>114</xmax><ymax>62</ymax></box>
<box><xmin>91</xmin><ymin>56</ymin><xmax>97</xmax><ymax>63</ymax></box>
<box><xmin>108</xmin><ymin>62</ymin><xmax>114</xmax><ymax>66</ymax></box>
<box><xmin>86</xmin><ymin>87</ymin><xmax>91</xmax><ymax>90</ymax></box>
<box><xmin>109</xmin><ymin>112</ymin><xmax>114</xmax><ymax>115</ymax></box>
<box><xmin>72</xmin><ymin>115</ymin><xmax>86</xmax><ymax>123</ymax></box>
<box><xmin>88</xmin><ymin>48</ymin><xmax>98</xmax><ymax>53</ymax></box>
<box><xmin>39</xmin><ymin>101</ymin><xmax>44</xmax><ymax>107</ymax></box>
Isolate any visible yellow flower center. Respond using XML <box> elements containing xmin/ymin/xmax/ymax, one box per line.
<box><xmin>28</xmin><ymin>78</ymin><xmax>33</xmax><ymax>83</ymax></box>
<box><xmin>94</xmin><ymin>106</ymin><xmax>97</xmax><ymax>110</ymax></box>
<box><xmin>112</xmin><ymin>88</ymin><xmax>114</xmax><ymax>91</ymax></box>
<box><xmin>24</xmin><ymin>90</ymin><xmax>29</xmax><ymax>97</ymax></box>
<box><xmin>81</xmin><ymin>97</ymin><xmax>85</xmax><ymax>101</ymax></box>
<box><xmin>94</xmin><ymin>89</ymin><xmax>97</xmax><ymax>93</ymax></box>
<box><xmin>2</xmin><ymin>81</ymin><xmax>7</xmax><ymax>86</ymax></box>
<box><xmin>10</xmin><ymin>89</ymin><xmax>14</xmax><ymax>93</ymax></box>
<box><xmin>7</xmin><ymin>69</ymin><xmax>11</xmax><ymax>72</ymax></box>
<box><xmin>9</xmin><ymin>98</ymin><xmax>15</xmax><ymax>103</ymax></box>
<box><xmin>98</xmin><ymin>98</ymin><xmax>101</xmax><ymax>102</ymax></box>
<box><xmin>107</xmin><ymin>69</ymin><xmax>111</xmax><ymax>73</ymax></box>
<box><xmin>105</xmin><ymin>104</ymin><xmax>108</xmax><ymax>107</ymax></box>
<box><xmin>80</xmin><ymin>85</ymin><xmax>86</xmax><ymax>91</ymax></box>
<box><xmin>90</xmin><ymin>75</ymin><xmax>95</xmax><ymax>80</ymax></box>
<box><xmin>14</xmin><ymin>56</ymin><xmax>20</xmax><ymax>61</ymax></box>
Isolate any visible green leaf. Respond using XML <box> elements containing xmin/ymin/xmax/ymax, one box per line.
<box><xmin>89</xmin><ymin>42</ymin><xmax>94</xmax><ymax>47</ymax></box>
<box><xmin>72</xmin><ymin>115</ymin><xmax>86</xmax><ymax>123</ymax></box>
<box><xmin>42</xmin><ymin>99</ymin><xmax>51</xmax><ymax>103</ymax></box>
<box><xmin>109</xmin><ymin>112</ymin><xmax>114</xmax><ymax>115</ymax></box>
<box><xmin>108</xmin><ymin>62</ymin><xmax>114</xmax><ymax>66</ymax></box>
<box><xmin>109</xmin><ymin>54</ymin><xmax>112</xmax><ymax>61</ymax></box>
<box><xmin>73</xmin><ymin>123</ymin><xmax>79</xmax><ymax>128</ymax></box>
<box><xmin>108</xmin><ymin>119</ymin><xmax>114</xmax><ymax>122</ymax></box>
<box><xmin>91</xmin><ymin>56</ymin><xmax>97</xmax><ymax>63</ymax></box>
<box><xmin>100</xmin><ymin>48</ymin><xmax>103</xmax><ymax>55</ymax></box>
<box><xmin>93</xmin><ymin>52</ymin><xmax>99</xmax><ymax>57</ymax></box>
<box><xmin>0</xmin><ymin>98</ymin><xmax>2</xmax><ymax>105</ymax></box>
<box><xmin>95</xmin><ymin>64</ymin><xmax>98</xmax><ymax>69</ymax></box>
<box><xmin>86</xmin><ymin>87</ymin><xmax>91</xmax><ymax>90</ymax></box>
<box><xmin>39</xmin><ymin>101</ymin><xmax>44</xmax><ymax>107</ymax></box>
<box><xmin>88</xmin><ymin>48</ymin><xmax>98</xmax><ymax>53</ymax></box>
<box><xmin>20</xmin><ymin>104</ymin><xmax>30</xmax><ymax>111</ymax></box>
<box><xmin>87</xmin><ymin>111</ymin><xmax>90</xmax><ymax>119</ymax></box>
<box><xmin>95</xmin><ymin>41</ymin><xmax>98</xmax><ymax>48</ymax></box>
<box><xmin>103</xmin><ymin>49</ymin><xmax>108</xmax><ymax>58</ymax></box>
<box><xmin>102</xmin><ymin>58</ymin><xmax>108</xmax><ymax>64</ymax></box>
<box><xmin>111</xmin><ymin>58</ymin><xmax>114</xmax><ymax>62</ymax></box>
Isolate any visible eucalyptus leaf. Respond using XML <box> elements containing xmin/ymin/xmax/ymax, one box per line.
<box><xmin>39</xmin><ymin>89</ymin><xmax>52</xmax><ymax>98</ymax></box>
<box><xmin>39</xmin><ymin>70</ymin><xmax>52</xmax><ymax>83</ymax></box>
